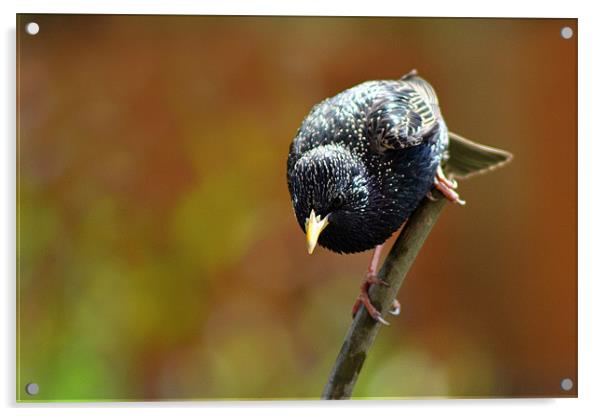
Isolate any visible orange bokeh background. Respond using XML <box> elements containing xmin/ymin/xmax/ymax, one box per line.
<box><xmin>17</xmin><ymin>15</ymin><xmax>576</xmax><ymax>400</ymax></box>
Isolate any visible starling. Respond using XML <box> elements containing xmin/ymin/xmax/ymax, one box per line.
<box><xmin>287</xmin><ymin>70</ymin><xmax>512</xmax><ymax>324</ymax></box>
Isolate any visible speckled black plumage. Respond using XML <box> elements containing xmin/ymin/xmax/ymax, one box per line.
<box><xmin>287</xmin><ymin>73</ymin><xmax>448</xmax><ymax>254</ymax></box>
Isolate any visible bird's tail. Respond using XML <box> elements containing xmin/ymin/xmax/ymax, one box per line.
<box><xmin>444</xmin><ymin>132</ymin><xmax>513</xmax><ymax>180</ymax></box>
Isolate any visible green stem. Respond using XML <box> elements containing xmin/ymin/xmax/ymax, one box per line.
<box><xmin>321</xmin><ymin>196</ymin><xmax>447</xmax><ymax>399</ymax></box>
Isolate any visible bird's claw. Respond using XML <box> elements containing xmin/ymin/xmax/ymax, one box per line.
<box><xmin>351</xmin><ymin>295</ymin><xmax>390</xmax><ymax>325</ymax></box>
<box><xmin>351</xmin><ymin>295</ymin><xmax>399</xmax><ymax>324</ymax></box>
<box><xmin>389</xmin><ymin>299</ymin><xmax>401</xmax><ymax>316</ymax></box>
<box><xmin>376</xmin><ymin>314</ymin><xmax>390</xmax><ymax>326</ymax></box>
<box><xmin>366</xmin><ymin>274</ymin><xmax>389</xmax><ymax>288</ymax></box>
<box><xmin>434</xmin><ymin>166</ymin><xmax>465</xmax><ymax>205</ymax></box>
<box><xmin>351</xmin><ymin>274</ymin><xmax>399</xmax><ymax>325</ymax></box>
<box><xmin>436</xmin><ymin>166</ymin><xmax>458</xmax><ymax>189</ymax></box>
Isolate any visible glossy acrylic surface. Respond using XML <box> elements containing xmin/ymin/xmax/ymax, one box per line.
<box><xmin>17</xmin><ymin>15</ymin><xmax>577</xmax><ymax>401</ymax></box>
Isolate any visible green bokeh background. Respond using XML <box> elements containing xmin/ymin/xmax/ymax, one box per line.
<box><xmin>16</xmin><ymin>15</ymin><xmax>577</xmax><ymax>401</ymax></box>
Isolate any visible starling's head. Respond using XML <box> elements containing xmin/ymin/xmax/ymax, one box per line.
<box><xmin>288</xmin><ymin>144</ymin><xmax>397</xmax><ymax>254</ymax></box>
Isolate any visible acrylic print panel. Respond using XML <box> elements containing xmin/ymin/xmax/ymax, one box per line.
<box><xmin>16</xmin><ymin>14</ymin><xmax>577</xmax><ymax>401</ymax></box>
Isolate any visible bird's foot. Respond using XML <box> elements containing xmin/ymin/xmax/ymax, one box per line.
<box><xmin>351</xmin><ymin>273</ymin><xmax>400</xmax><ymax>325</ymax></box>
<box><xmin>434</xmin><ymin>166</ymin><xmax>465</xmax><ymax>205</ymax></box>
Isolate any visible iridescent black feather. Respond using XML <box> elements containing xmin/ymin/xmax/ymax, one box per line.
<box><xmin>287</xmin><ymin>74</ymin><xmax>448</xmax><ymax>254</ymax></box>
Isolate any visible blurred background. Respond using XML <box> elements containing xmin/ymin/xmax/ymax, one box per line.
<box><xmin>17</xmin><ymin>15</ymin><xmax>576</xmax><ymax>401</ymax></box>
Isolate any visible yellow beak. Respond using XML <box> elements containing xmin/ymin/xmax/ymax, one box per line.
<box><xmin>305</xmin><ymin>209</ymin><xmax>329</xmax><ymax>254</ymax></box>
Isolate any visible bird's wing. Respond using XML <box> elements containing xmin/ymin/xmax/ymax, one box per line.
<box><xmin>366</xmin><ymin>79</ymin><xmax>440</xmax><ymax>153</ymax></box>
<box><xmin>401</xmin><ymin>70</ymin><xmax>440</xmax><ymax>108</ymax></box>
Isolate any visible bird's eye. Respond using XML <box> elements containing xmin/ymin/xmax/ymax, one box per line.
<box><xmin>331</xmin><ymin>193</ymin><xmax>345</xmax><ymax>210</ymax></box>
